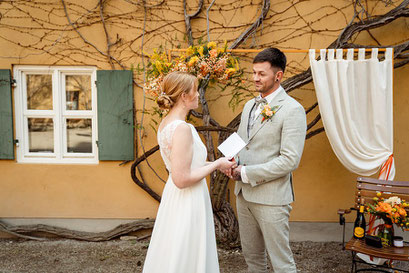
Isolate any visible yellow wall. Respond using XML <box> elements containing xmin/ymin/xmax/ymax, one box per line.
<box><xmin>0</xmin><ymin>0</ymin><xmax>408</xmax><ymax>223</ymax></box>
<box><xmin>0</xmin><ymin>161</ymin><xmax>159</xmax><ymax>218</ymax></box>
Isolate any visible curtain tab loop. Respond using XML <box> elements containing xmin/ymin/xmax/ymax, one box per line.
<box><xmin>347</xmin><ymin>49</ymin><xmax>354</xmax><ymax>60</ymax></box>
<box><xmin>309</xmin><ymin>49</ymin><xmax>316</xmax><ymax>61</ymax></box>
<box><xmin>336</xmin><ymin>49</ymin><xmax>343</xmax><ymax>60</ymax></box>
<box><xmin>328</xmin><ymin>49</ymin><xmax>335</xmax><ymax>60</ymax></box>
<box><xmin>358</xmin><ymin>48</ymin><xmax>365</xmax><ymax>60</ymax></box>
<box><xmin>320</xmin><ymin>49</ymin><xmax>326</xmax><ymax>61</ymax></box>
<box><xmin>371</xmin><ymin>48</ymin><xmax>379</xmax><ymax>60</ymax></box>
<box><xmin>385</xmin><ymin>48</ymin><xmax>393</xmax><ymax>60</ymax></box>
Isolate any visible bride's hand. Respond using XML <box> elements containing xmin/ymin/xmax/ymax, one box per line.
<box><xmin>216</xmin><ymin>157</ymin><xmax>237</xmax><ymax>172</ymax></box>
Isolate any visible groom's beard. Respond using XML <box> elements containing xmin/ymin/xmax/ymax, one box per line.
<box><xmin>255</xmin><ymin>81</ymin><xmax>278</xmax><ymax>95</ymax></box>
<box><xmin>254</xmin><ymin>72</ymin><xmax>279</xmax><ymax>95</ymax></box>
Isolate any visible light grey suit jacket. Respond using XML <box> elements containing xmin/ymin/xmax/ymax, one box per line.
<box><xmin>235</xmin><ymin>87</ymin><xmax>307</xmax><ymax>205</ymax></box>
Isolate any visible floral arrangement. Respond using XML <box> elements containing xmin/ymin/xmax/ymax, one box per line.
<box><xmin>143</xmin><ymin>41</ymin><xmax>242</xmax><ymax>99</ymax></box>
<box><xmin>366</xmin><ymin>193</ymin><xmax>409</xmax><ymax>231</ymax></box>
<box><xmin>261</xmin><ymin>105</ymin><xmax>281</xmax><ymax>122</ymax></box>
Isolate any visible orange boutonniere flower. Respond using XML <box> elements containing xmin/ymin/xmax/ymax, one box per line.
<box><xmin>261</xmin><ymin>105</ymin><xmax>281</xmax><ymax>122</ymax></box>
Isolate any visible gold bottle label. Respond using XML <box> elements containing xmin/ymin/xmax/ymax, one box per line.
<box><xmin>354</xmin><ymin>227</ymin><xmax>364</xmax><ymax>238</ymax></box>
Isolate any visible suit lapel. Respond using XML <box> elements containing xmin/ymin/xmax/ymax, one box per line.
<box><xmin>242</xmin><ymin>99</ymin><xmax>255</xmax><ymax>141</ymax></box>
<box><xmin>247</xmin><ymin>88</ymin><xmax>287</xmax><ymax>143</ymax></box>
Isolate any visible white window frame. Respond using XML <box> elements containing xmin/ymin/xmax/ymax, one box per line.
<box><xmin>14</xmin><ymin>65</ymin><xmax>98</xmax><ymax>164</ymax></box>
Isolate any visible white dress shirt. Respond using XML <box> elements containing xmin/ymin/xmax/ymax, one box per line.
<box><xmin>241</xmin><ymin>86</ymin><xmax>283</xmax><ymax>183</ymax></box>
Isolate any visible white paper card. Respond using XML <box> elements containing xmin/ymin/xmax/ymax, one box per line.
<box><xmin>217</xmin><ymin>133</ymin><xmax>247</xmax><ymax>158</ymax></box>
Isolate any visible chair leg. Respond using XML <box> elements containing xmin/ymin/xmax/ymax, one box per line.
<box><xmin>351</xmin><ymin>251</ymin><xmax>356</xmax><ymax>273</ymax></box>
<box><xmin>340</xmin><ymin>214</ymin><xmax>346</xmax><ymax>250</ymax></box>
<box><xmin>342</xmin><ymin>219</ymin><xmax>346</xmax><ymax>250</ymax></box>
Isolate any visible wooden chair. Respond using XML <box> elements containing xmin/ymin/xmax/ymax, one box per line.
<box><xmin>338</xmin><ymin>177</ymin><xmax>409</xmax><ymax>272</ymax></box>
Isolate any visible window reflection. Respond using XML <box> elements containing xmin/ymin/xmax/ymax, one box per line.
<box><xmin>28</xmin><ymin>118</ymin><xmax>54</xmax><ymax>153</ymax></box>
<box><xmin>27</xmin><ymin>75</ymin><xmax>53</xmax><ymax>110</ymax></box>
<box><xmin>67</xmin><ymin>119</ymin><xmax>92</xmax><ymax>153</ymax></box>
<box><xmin>66</xmin><ymin>75</ymin><xmax>92</xmax><ymax>110</ymax></box>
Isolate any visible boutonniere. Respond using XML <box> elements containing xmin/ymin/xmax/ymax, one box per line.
<box><xmin>261</xmin><ymin>105</ymin><xmax>281</xmax><ymax>122</ymax></box>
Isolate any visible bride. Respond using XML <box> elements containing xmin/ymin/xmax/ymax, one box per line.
<box><xmin>142</xmin><ymin>71</ymin><xmax>235</xmax><ymax>273</ymax></box>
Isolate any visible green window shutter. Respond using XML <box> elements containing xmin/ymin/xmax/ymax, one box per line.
<box><xmin>97</xmin><ymin>70</ymin><xmax>134</xmax><ymax>161</ymax></box>
<box><xmin>0</xmin><ymin>69</ymin><xmax>14</xmax><ymax>160</ymax></box>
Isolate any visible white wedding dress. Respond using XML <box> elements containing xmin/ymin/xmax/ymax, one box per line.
<box><xmin>142</xmin><ymin>120</ymin><xmax>220</xmax><ymax>273</ymax></box>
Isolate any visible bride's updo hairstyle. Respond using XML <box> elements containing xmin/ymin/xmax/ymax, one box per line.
<box><xmin>157</xmin><ymin>71</ymin><xmax>198</xmax><ymax>110</ymax></box>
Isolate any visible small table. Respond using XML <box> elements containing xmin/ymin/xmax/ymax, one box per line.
<box><xmin>346</xmin><ymin>238</ymin><xmax>409</xmax><ymax>272</ymax></box>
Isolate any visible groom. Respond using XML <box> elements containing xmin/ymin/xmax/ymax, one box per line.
<box><xmin>231</xmin><ymin>48</ymin><xmax>306</xmax><ymax>273</ymax></box>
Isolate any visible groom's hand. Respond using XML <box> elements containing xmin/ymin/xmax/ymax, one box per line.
<box><xmin>232</xmin><ymin>165</ymin><xmax>242</xmax><ymax>181</ymax></box>
<box><xmin>221</xmin><ymin>166</ymin><xmax>233</xmax><ymax>178</ymax></box>
<box><xmin>221</xmin><ymin>159</ymin><xmax>237</xmax><ymax>179</ymax></box>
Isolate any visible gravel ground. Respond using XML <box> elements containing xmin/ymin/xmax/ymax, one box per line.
<box><xmin>0</xmin><ymin>238</ymin><xmax>357</xmax><ymax>273</ymax></box>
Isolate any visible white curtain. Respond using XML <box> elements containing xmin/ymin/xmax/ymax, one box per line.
<box><xmin>309</xmin><ymin>48</ymin><xmax>395</xmax><ymax>180</ymax></box>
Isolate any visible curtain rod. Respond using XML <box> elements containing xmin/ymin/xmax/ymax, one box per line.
<box><xmin>169</xmin><ymin>48</ymin><xmax>388</xmax><ymax>54</ymax></box>
<box><xmin>167</xmin><ymin>48</ymin><xmax>392</xmax><ymax>63</ymax></box>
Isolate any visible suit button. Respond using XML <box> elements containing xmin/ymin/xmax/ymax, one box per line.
<box><xmin>246</xmin><ymin>147</ymin><xmax>249</xmax><ymax>150</ymax></box>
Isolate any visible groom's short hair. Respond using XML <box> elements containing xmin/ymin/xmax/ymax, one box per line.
<box><xmin>253</xmin><ymin>48</ymin><xmax>286</xmax><ymax>73</ymax></box>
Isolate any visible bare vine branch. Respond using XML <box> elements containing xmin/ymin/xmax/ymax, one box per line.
<box><xmin>0</xmin><ymin>220</ymin><xmax>154</xmax><ymax>241</ymax></box>
<box><xmin>305</xmin><ymin>102</ymin><xmax>318</xmax><ymax>114</ymax></box>
<box><xmin>133</xmin><ymin>0</ymin><xmax>167</xmax><ymax>188</ymax></box>
<box><xmin>190</xmin><ymin>110</ymin><xmax>220</xmax><ymax>127</ymax></box>
<box><xmin>183</xmin><ymin>0</ymin><xmax>203</xmax><ymax>46</ymax></box>
<box><xmin>307</xmin><ymin>113</ymin><xmax>321</xmax><ymax>131</ymax></box>
<box><xmin>229</xmin><ymin>0</ymin><xmax>270</xmax><ymax>49</ymax></box>
<box><xmin>131</xmin><ymin>147</ymin><xmax>162</xmax><ymax>202</ymax></box>
<box><xmin>99</xmin><ymin>0</ymin><xmax>115</xmax><ymax>69</ymax></box>
<box><xmin>334</xmin><ymin>0</ymin><xmax>409</xmax><ymax>48</ymax></box>
<box><xmin>306</xmin><ymin>127</ymin><xmax>325</xmax><ymax>139</ymax></box>
<box><xmin>207</xmin><ymin>0</ymin><xmax>216</xmax><ymax>42</ymax></box>
<box><xmin>61</xmin><ymin>0</ymin><xmax>125</xmax><ymax>69</ymax></box>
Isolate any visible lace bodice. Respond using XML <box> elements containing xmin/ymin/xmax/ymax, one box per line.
<box><xmin>157</xmin><ymin>120</ymin><xmax>207</xmax><ymax>173</ymax></box>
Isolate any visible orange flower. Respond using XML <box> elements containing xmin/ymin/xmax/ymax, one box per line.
<box><xmin>199</xmin><ymin>61</ymin><xmax>210</xmax><ymax>75</ymax></box>
<box><xmin>398</xmin><ymin>207</ymin><xmax>407</xmax><ymax>217</ymax></box>
<box><xmin>377</xmin><ymin>202</ymin><xmax>392</xmax><ymax>214</ymax></box>
<box><xmin>209</xmin><ymin>49</ymin><xmax>218</xmax><ymax>58</ymax></box>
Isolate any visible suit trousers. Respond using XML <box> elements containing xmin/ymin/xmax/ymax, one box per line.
<box><xmin>237</xmin><ymin>192</ymin><xmax>296</xmax><ymax>273</ymax></box>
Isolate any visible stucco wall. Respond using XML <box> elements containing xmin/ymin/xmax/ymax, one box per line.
<box><xmin>0</xmin><ymin>0</ymin><xmax>408</xmax><ymax>224</ymax></box>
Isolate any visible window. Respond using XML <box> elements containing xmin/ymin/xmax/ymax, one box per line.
<box><xmin>14</xmin><ymin>66</ymin><xmax>98</xmax><ymax>163</ymax></box>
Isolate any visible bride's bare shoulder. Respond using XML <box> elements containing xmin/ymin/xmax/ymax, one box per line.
<box><xmin>173</xmin><ymin>122</ymin><xmax>190</xmax><ymax>133</ymax></box>
<box><xmin>172</xmin><ymin>122</ymin><xmax>192</xmax><ymax>140</ymax></box>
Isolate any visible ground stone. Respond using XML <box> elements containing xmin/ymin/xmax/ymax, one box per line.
<box><xmin>0</xmin><ymin>238</ymin><xmax>358</xmax><ymax>272</ymax></box>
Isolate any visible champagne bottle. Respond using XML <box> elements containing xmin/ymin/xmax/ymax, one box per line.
<box><xmin>353</xmin><ymin>205</ymin><xmax>366</xmax><ymax>239</ymax></box>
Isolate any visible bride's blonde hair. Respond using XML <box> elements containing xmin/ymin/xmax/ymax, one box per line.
<box><xmin>157</xmin><ymin>72</ymin><xmax>198</xmax><ymax>110</ymax></box>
